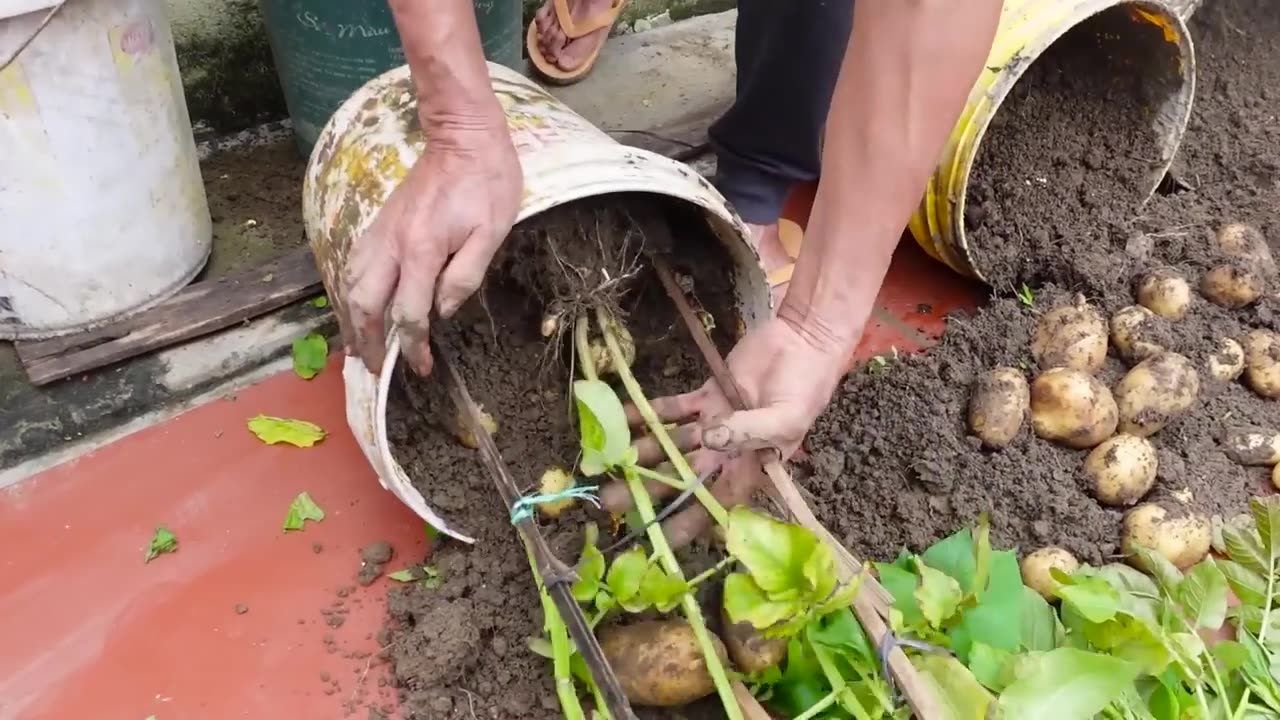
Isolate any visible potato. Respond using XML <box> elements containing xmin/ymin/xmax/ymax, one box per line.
<box><xmin>1224</xmin><ymin>428</ymin><xmax>1280</xmax><ymax>466</ymax></box>
<box><xmin>1030</xmin><ymin>368</ymin><xmax>1118</xmax><ymax>449</ymax></box>
<box><xmin>599</xmin><ymin>620</ymin><xmax>728</xmax><ymax>707</ymax></box>
<box><xmin>1136</xmin><ymin>268</ymin><xmax>1192</xmax><ymax>320</ymax></box>
<box><xmin>1084</xmin><ymin>434</ymin><xmax>1158</xmax><ymax>506</ymax></box>
<box><xmin>537</xmin><ymin>467</ymin><xmax>576</xmax><ymax>518</ymax></box>
<box><xmin>1113</xmin><ymin>352</ymin><xmax>1200</xmax><ymax>437</ymax></box>
<box><xmin>967</xmin><ymin>367</ymin><xmax>1030</xmax><ymax>449</ymax></box>
<box><xmin>455</xmin><ymin>406</ymin><xmax>498</xmax><ymax>448</ymax></box>
<box><xmin>1273</xmin><ymin>463</ymin><xmax>1280</xmax><ymax>492</ymax></box>
<box><xmin>588</xmin><ymin>321</ymin><xmax>636</xmax><ymax>376</ymax></box>
<box><xmin>1201</xmin><ymin>262</ymin><xmax>1264</xmax><ymax>308</ymax></box>
<box><xmin>1031</xmin><ymin>296</ymin><xmax>1108</xmax><ymax>373</ymax></box>
<box><xmin>1207</xmin><ymin>338</ymin><xmax>1245</xmax><ymax>382</ymax></box>
<box><xmin>1109</xmin><ymin>305</ymin><xmax>1165</xmax><ymax>363</ymax></box>
<box><xmin>1122</xmin><ymin>502</ymin><xmax>1212</xmax><ymax>570</ymax></box>
<box><xmin>1245</xmin><ymin>329</ymin><xmax>1280</xmax><ymax>399</ymax></box>
<box><xmin>1217</xmin><ymin>222</ymin><xmax>1276</xmax><ymax>277</ymax></box>
<box><xmin>1020</xmin><ymin>546</ymin><xmax>1079</xmax><ymax>601</ymax></box>
<box><xmin>721</xmin><ymin>600</ymin><xmax>787</xmax><ymax>673</ymax></box>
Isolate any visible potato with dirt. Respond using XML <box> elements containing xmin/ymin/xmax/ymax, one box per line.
<box><xmin>1020</xmin><ymin>546</ymin><xmax>1079</xmax><ymax>601</ymax></box>
<box><xmin>720</xmin><ymin>602</ymin><xmax>787</xmax><ymax>673</ymax></box>
<box><xmin>1135</xmin><ymin>268</ymin><xmax>1192</xmax><ymax>320</ymax></box>
<box><xmin>1207</xmin><ymin>337</ymin><xmax>1245</xmax><ymax>382</ymax></box>
<box><xmin>1224</xmin><ymin>428</ymin><xmax>1280</xmax><ymax>466</ymax></box>
<box><xmin>1031</xmin><ymin>296</ymin><xmax>1108</xmax><ymax>373</ymax></box>
<box><xmin>1217</xmin><ymin>222</ymin><xmax>1276</xmax><ymax>277</ymax></box>
<box><xmin>1084</xmin><ymin>434</ymin><xmax>1157</xmax><ymax>506</ymax></box>
<box><xmin>1244</xmin><ymin>329</ymin><xmax>1280</xmax><ymax>399</ymax></box>
<box><xmin>1201</xmin><ymin>262</ymin><xmax>1264</xmax><ymax>308</ymax></box>
<box><xmin>599</xmin><ymin>620</ymin><xmax>728</xmax><ymax>706</ymax></box>
<box><xmin>1113</xmin><ymin>352</ymin><xmax>1200</xmax><ymax>437</ymax></box>
<box><xmin>967</xmin><ymin>367</ymin><xmax>1029</xmax><ymax>450</ymax></box>
<box><xmin>454</xmin><ymin>406</ymin><xmax>498</xmax><ymax>449</ymax></box>
<box><xmin>1122</xmin><ymin>502</ymin><xmax>1212</xmax><ymax>570</ymax></box>
<box><xmin>1030</xmin><ymin>368</ymin><xmax>1118</xmax><ymax>449</ymax></box>
<box><xmin>1109</xmin><ymin>305</ymin><xmax>1165</xmax><ymax>363</ymax></box>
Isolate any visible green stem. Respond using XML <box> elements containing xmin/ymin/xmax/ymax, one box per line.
<box><xmin>576</xmin><ymin>313</ymin><xmax>598</xmax><ymax>382</ymax></box>
<box><xmin>1259</xmin><ymin>556</ymin><xmax>1277</xmax><ymax>644</ymax></box>
<box><xmin>623</xmin><ymin>469</ymin><xmax>743</xmax><ymax>720</ymax></box>
<box><xmin>630</xmin><ymin>464</ymin><xmax>687</xmax><ymax>491</ymax></box>
<box><xmin>813</xmin><ymin>643</ymin><xmax>872</xmax><ymax>720</ymax></box>
<box><xmin>793</xmin><ymin>690</ymin><xmax>840</xmax><ymax>720</ymax></box>
<box><xmin>687</xmin><ymin>556</ymin><xmax>735</xmax><ymax>589</ymax></box>
<box><xmin>596</xmin><ymin>307</ymin><xmax>728</xmax><ymax>528</ymax></box>
<box><xmin>526</xmin><ymin>547</ymin><xmax>585</xmax><ymax>720</ymax></box>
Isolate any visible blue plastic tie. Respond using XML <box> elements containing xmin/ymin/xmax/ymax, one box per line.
<box><xmin>510</xmin><ymin>485</ymin><xmax>601</xmax><ymax>524</ymax></box>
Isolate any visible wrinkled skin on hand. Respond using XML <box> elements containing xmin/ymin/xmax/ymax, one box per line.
<box><xmin>339</xmin><ymin>124</ymin><xmax>523</xmax><ymax>376</ymax></box>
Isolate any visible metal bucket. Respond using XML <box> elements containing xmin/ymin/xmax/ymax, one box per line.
<box><xmin>905</xmin><ymin>0</ymin><xmax>1196</xmax><ymax>282</ymax></box>
<box><xmin>302</xmin><ymin>62</ymin><xmax>769</xmax><ymax>543</ymax></box>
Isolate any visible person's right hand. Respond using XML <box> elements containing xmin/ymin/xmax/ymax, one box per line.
<box><xmin>340</xmin><ymin>121</ymin><xmax>522</xmax><ymax>376</ymax></box>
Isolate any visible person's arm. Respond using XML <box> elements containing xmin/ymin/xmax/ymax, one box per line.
<box><xmin>781</xmin><ymin>0</ymin><xmax>1004</xmax><ymax>353</ymax></box>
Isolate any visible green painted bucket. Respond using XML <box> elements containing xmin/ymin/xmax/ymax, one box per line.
<box><xmin>260</xmin><ymin>0</ymin><xmax>522</xmax><ymax>156</ymax></box>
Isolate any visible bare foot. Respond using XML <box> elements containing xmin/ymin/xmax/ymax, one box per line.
<box><xmin>747</xmin><ymin>222</ymin><xmax>794</xmax><ymax>309</ymax></box>
<box><xmin>533</xmin><ymin>0</ymin><xmax>618</xmax><ymax>72</ymax></box>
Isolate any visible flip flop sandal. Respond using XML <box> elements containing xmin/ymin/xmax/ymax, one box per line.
<box><xmin>527</xmin><ymin>0</ymin><xmax>630</xmax><ymax>86</ymax></box>
<box><xmin>766</xmin><ymin>218</ymin><xmax>805</xmax><ymax>302</ymax></box>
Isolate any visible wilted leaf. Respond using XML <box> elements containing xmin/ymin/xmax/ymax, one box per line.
<box><xmin>994</xmin><ymin>648</ymin><xmax>1138</xmax><ymax>719</ymax></box>
<box><xmin>914</xmin><ymin>653</ymin><xmax>993</xmax><ymax>720</ymax></box>
<box><xmin>723</xmin><ymin>572</ymin><xmax>801</xmax><ymax>631</ymax></box>
<box><xmin>726</xmin><ymin>507</ymin><xmax>816</xmax><ymax>596</ymax></box>
<box><xmin>916</xmin><ymin>560</ymin><xmax>964</xmax><ymax>629</ymax></box>
<box><xmin>387</xmin><ymin>569</ymin><xmax>416</xmax><ymax>582</ymax></box>
<box><xmin>247</xmin><ymin>415</ymin><xmax>326</xmax><ymax>447</ymax></box>
<box><xmin>144</xmin><ymin>526</ymin><xmax>178</xmax><ymax>563</ymax></box>
<box><xmin>291</xmin><ymin>333</ymin><xmax>329</xmax><ymax>379</ymax></box>
<box><xmin>573</xmin><ymin>380</ymin><xmax>632</xmax><ymax>476</ymax></box>
<box><xmin>282</xmin><ymin>491</ymin><xmax>325</xmax><ymax>531</ymax></box>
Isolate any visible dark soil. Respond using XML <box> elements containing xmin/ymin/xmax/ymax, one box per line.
<box><xmin>383</xmin><ymin>196</ymin><xmax>740</xmax><ymax>719</ymax></box>
<box><xmin>803</xmin><ymin>0</ymin><xmax>1280</xmax><ymax>565</ymax></box>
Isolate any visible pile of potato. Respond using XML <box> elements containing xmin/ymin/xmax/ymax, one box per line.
<box><xmin>966</xmin><ymin>222</ymin><xmax>1280</xmax><ymax>598</ymax></box>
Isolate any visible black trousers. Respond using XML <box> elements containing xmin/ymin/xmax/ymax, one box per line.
<box><xmin>708</xmin><ymin>0</ymin><xmax>855</xmax><ymax>224</ymax></box>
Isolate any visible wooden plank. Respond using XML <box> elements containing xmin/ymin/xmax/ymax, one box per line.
<box><xmin>16</xmin><ymin>245</ymin><xmax>321</xmax><ymax>386</ymax></box>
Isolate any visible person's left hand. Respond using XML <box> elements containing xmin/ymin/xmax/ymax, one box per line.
<box><xmin>600</xmin><ymin>309</ymin><xmax>852</xmax><ymax>548</ymax></box>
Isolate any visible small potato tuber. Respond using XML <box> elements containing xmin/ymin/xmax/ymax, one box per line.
<box><xmin>599</xmin><ymin>620</ymin><xmax>728</xmax><ymax>707</ymax></box>
<box><xmin>1244</xmin><ymin>329</ymin><xmax>1280</xmax><ymax>399</ymax></box>
<box><xmin>1224</xmin><ymin>428</ymin><xmax>1280</xmax><ymax>466</ymax></box>
<box><xmin>967</xmin><ymin>367</ymin><xmax>1029</xmax><ymax>449</ymax></box>
<box><xmin>1273</xmin><ymin>464</ymin><xmax>1280</xmax><ymax>492</ymax></box>
<box><xmin>588</xmin><ymin>320</ymin><xmax>636</xmax><ymax>376</ymax></box>
<box><xmin>537</xmin><ymin>467</ymin><xmax>576</xmax><ymax>518</ymax></box>
<box><xmin>1113</xmin><ymin>352</ymin><xmax>1200</xmax><ymax>437</ymax></box>
<box><xmin>1122</xmin><ymin>502</ymin><xmax>1212</xmax><ymax>570</ymax></box>
<box><xmin>1084</xmin><ymin>434</ymin><xmax>1157</xmax><ymax>506</ymax></box>
<box><xmin>721</xmin><ymin>600</ymin><xmax>787</xmax><ymax>673</ymax></box>
<box><xmin>455</xmin><ymin>406</ymin><xmax>498</xmax><ymax>449</ymax></box>
<box><xmin>1217</xmin><ymin>222</ymin><xmax>1276</xmax><ymax>277</ymax></box>
<box><xmin>1031</xmin><ymin>296</ymin><xmax>1108</xmax><ymax>373</ymax></box>
<box><xmin>1109</xmin><ymin>305</ymin><xmax>1165</xmax><ymax>363</ymax></box>
<box><xmin>1207</xmin><ymin>338</ymin><xmax>1245</xmax><ymax>382</ymax></box>
<box><xmin>1136</xmin><ymin>269</ymin><xmax>1192</xmax><ymax>321</ymax></box>
<box><xmin>1030</xmin><ymin>368</ymin><xmax>1118</xmax><ymax>449</ymax></box>
<box><xmin>1201</xmin><ymin>263</ymin><xmax>1264</xmax><ymax>308</ymax></box>
<box><xmin>1020</xmin><ymin>546</ymin><xmax>1079</xmax><ymax>601</ymax></box>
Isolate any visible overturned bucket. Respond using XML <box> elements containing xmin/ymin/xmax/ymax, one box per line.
<box><xmin>906</xmin><ymin>0</ymin><xmax>1196</xmax><ymax>282</ymax></box>
<box><xmin>302</xmin><ymin>63</ymin><xmax>770</xmax><ymax>543</ymax></box>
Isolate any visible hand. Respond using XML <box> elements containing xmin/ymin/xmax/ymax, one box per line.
<box><xmin>602</xmin><ymin>307</ymin><xmax>853</xmax><ymax>548</ymax></box>
<box><xmin>340</xmin><ymin>121</ymin><xmax>522</xmax><ymax>376</ymax></box>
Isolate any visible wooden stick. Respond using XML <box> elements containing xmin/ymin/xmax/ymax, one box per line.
<box><xmin>649</xmin><ymin>252</ymin><xmax>944</xmax><ymax>719</ymax></box>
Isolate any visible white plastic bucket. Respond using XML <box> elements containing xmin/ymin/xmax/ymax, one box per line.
<box><xmin>0</xmin><ymin>0</ymin><xmax>211</xmax><ymax>339</ymax></box>
<box><xmin>303</xmin><ymin>62</ymin><xmax>769</xmax><ymax>543</ymax></box>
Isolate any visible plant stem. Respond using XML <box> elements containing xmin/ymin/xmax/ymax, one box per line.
<box><xmin>687</xmin><ymin>556</ymin><xmax>735</xmax><ymax>589</ymax></box>
<box><xmin>812</xmin><ymin>643</ymin><xmax>873</xmax><ymax>720</ymax></box>
<box><xmin>630</xmin><ymin>464</ymin><xmax>687</xmax><ymax>491</ymax></box>
<box><xmin>623</xmin><ymin>468</ymin><xmax>743</xmax><ymax>720</ymax></box>
<box><xmin>596</xmin><ymin>307</ymin><xmax>728</xmax><ymax>528</ymax></box>
<box><xmin>526</xmin><ymin>547</ymin><xmax>585</xmax><ymax>720</ymax></box>
<box><xmin>793</xmin><ymin>690</ymin><xmax>840</xmax><ymax>720</ymax></box>
<box><xmin>576</xmin><ymin>314</ymin><xmax>598</xmax><ymax>382</ymax></box>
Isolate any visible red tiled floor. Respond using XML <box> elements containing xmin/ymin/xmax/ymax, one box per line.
<box><xmin>0</xmin><ymin>182</ymin><xmax>987</xmax><ymax>720</ymax></box>
<box><xmin>0</xmin><ymin>355</ymin><xmax>428</xmax><ymax>720</ymax></box>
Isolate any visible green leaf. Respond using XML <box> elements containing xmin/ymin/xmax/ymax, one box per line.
<box><xmin>421</xmin><ymin>565</ymin><xmax>442</xmax><ymax>589</ymax></box>
<box><xmin>801</xmin><ymin>542</ymin><xmax>839</xmax><ymax>602</ymax></box>
<box><xmin>950</xmin><ymin>552</ymin><xmax>1025</xmax><ymax>661</ymax></box>
<box><xmin>1083</xmin><ymin>612</ymin><xmax>1171</xmax><ymax>675</ymax></box>
<box><xmin>291</xmin><ymin>333</ymin><xmax>329</xmax><ymax>379</ymax></box>
<box><xmin>572</xmin><ymin>527</ymin><xmax>606</xmax><ymax>603</ymax></box>
<box><xmin>1129</xmin><ymin>545</ymin><xmax>1184</xmax><ymax>592</ymax></box>
<box><xmin>144</xmin><ymin>526</ymin><xmax>178</xmax><ymax>563</ymax></box>
<box><xmin>638</xmin><ymin>564</ymin><xmax>688</xmax><ymax>613</ymax></box>
<box><xmin>723</xmin><ymin>572</ymin><xmax>802</xmax><ymax>631</ymax></box>
<box><xmin>765</xmin><ymin>637</ymin><xmax>830</xmax><ymax>718</ymax></box>
<box><xmin>922</xmin><ymin>526</ymin><xmax>978</xmax><ymax>595</ymax></box>
<box><xmin>726</xmin><ymin>507</ymin><xmax>817</xmax><ymax>596</ymax></box>
<box><xmin>572</xmin><ymin>380</ymin><xmax>632</xmax><ymax>476</ymax></box>
<box><xmin>1095</xmin><ymin>562</ymin><xmax>1159</xmax><ymax>598</ymax></box>
<box><xmin>247</xmin><ymin>415</ymin><xmax>326</xmax><ymax>448</ymax></box>
<box><xmin>994</xmin><ymin>648</ymin><xmax>1139</xmax><ymax>719</ymax></box>
<box><xmin>387</xmin><ymin>569</ymin><xmax>416</xmax><ymax>582</ymax></box>
<box><xmin>916</xmin><ymin>560</ymin><xmax>964</xmax><ymax>629</ymax></box>
<box><xmin>914</xmin><ymin>653</ymin><xmax>993</xmax><ymax>720</ymax></box>
<box><xmin>282</xmin><ymin>491</ymin><xmax>325</xmax><ymax>531</ymax></box>
<box><xmin>1213</xmin><ymin>641</ymin><xmax>1251</xmax><ymax>673</ymax></box>
<box><xmin>1178</xmin><ymin>558</ymin><xmax>1228</xmax><ymax>630</ymax></box>
<box><xmin>1224</xmin><ymin>522</ymin><xmax>1271</xmax><ymax>576</ymax></box>
<box><xmin>1020</xmin><ymin>587</ymin><xmax>1059</xmax><ymax>652</ymax></box>
<box><xmin>968</xmin><ymin>641</ymin><xmax>1014</xmax><ymax>692</ymax></box>
<box><xmin>1252</xmin><ymin>495</ymin><xmax>1280</xmax><ymax>558</ymax></box>
<box><xmin>1220</xmin><ymin>559</ymin><xmax>1269</xmax><ymax>609</ymax></box>
<box><xmin>1055</xmin><ymin>572</ymin><xmax>1121</xmax><ymax>623</ymax></box>
<box><xmin>876</xmin><ymin>561</ymin><xmax>925</xmax><ymax>629</ymax></box>
<box><xmin>605</xmin><ymin>546</ymin><xmax>647</xmax><ymax>604</ymax></box>
<box><xmin>972</xmin><ymin>514</ymin><xmax>993</xmax><ymax>597</ymax></box>
<box><xmin>311</xmin><ymin>295</ymin><xmax>329</xmax><ymax>308</ymax></box>
<box><xmin>807</xmin><ymin>608</ymin><xmax>874</xmax><ymax>664</ymax></box>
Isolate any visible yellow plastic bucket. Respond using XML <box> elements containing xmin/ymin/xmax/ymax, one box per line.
<box><xmin>906</xmin><ymin>0</ymin><xmax>1196</xmax><ymax>282</ymax></box>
